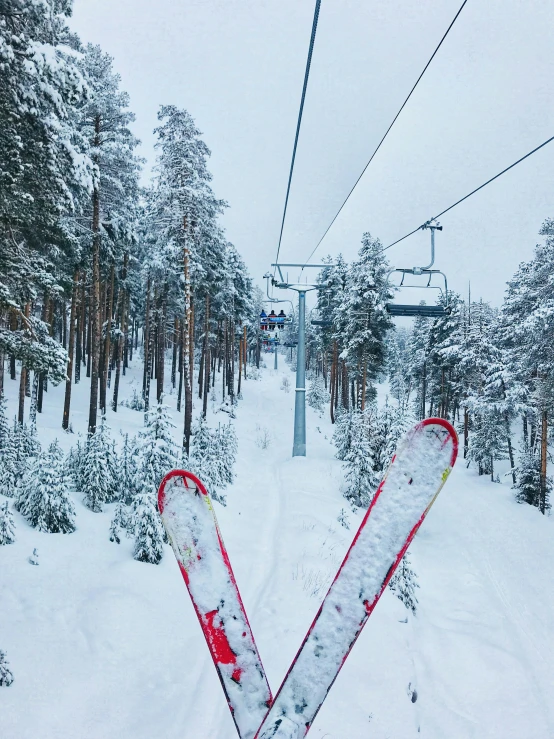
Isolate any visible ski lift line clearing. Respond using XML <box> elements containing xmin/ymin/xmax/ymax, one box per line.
<box><xmin>386</xmin><ymin>221</ymin><xmax>451</xmax><ymax>318</ymax></box>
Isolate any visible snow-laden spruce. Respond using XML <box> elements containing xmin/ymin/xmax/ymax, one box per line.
<box><xmin>0</xmin><ymin>650</ymin><xmax>14</xmax><ymax>687</ymax></box>
<box><xmin>188</xmin><ymin>416</ymin><xmax>237</xmax><ymax>506</ymax></box>
<box><xmin>79</xmin><ymin>417</ymin><xmax>117</xmax><ymax>512</ymax></box>
<box><xmin>0</xmin><ymin>501</ymin><xmax>16</xmax><ymax>545</ymax></box>
<box><xmin>15</xmin><ymin>440</ymin><xmax>76</xmax><ymax>534</ymax></box>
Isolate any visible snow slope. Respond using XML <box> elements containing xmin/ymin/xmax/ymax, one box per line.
<box><xmin>2</xmin><ymin>356</ymin><xmax>554</xmax><ymax>738</ymax></box>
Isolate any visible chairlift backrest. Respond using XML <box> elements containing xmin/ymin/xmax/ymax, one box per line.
<box><xmin>385</xmin><ymin>221</ymin><xmax>451</xmax><ymax>318</ymax></box>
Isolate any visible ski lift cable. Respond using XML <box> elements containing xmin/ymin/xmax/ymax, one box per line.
<box><xmin>299</xmin><ymin>0</ymin><xmax>469</xmax><ymax>272</ymax></box>
<box><xmin>383</xmin><ymin>134</ymin><xmax>554</xmax><ymax>251</ymax></box>
<box><xmin>273</xmin><ymin>0</ymin><xmax>322</xmax><ymax>278</ymax></box>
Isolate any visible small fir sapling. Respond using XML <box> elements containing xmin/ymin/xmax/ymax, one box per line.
<box><xmin>188</xmin><ymin>417</ymin><xmax>237</xmax><ymax>506</ymax></box>
<box><xmin>0</xmin><ymin>650</ymin><xmax>14</xmax><ymax>687</ymax></box>
<box><xmin>337</xmin><ymin>508</ymin><xmax>350</xmax><ymax>530</ymax></box>
<box><xmin>94</xmin><ymin>417</ymin><xmax>119</xmax><ymax>503</ymax></box>
<box><xmin>132</xmin><ymin>492</ymin><xmax>164</xmax><ymax>564</ymax></box>
<box><xmin>0</xmin><ymin>432</ymin><xmax>18</xmax><ymax>499</ymax></box>
<box><xmin>340</xmin><ymin>411</ymin><xmax>379</xmax><ymax>509</ymax></box>
<box><xmin>307</xmin><ymin>375</ymin><xmax>329</xmax><ymax>413</ymax></box>
<box><xmin>513</xmin><ymin>445</ymin><xmax>551</xmax><ymax>510</ymax></box>
<box><xmin>0</xmin><ymin>421</ymin><xmax>42</xmax><ymax>498</ymax></box>
<box><xmin>0</xmin><ymin>501</ymin><xmax>16</xmax><ymax>545</ymax></box>
<box><xmin>110</xmin><ymin>500</ymin><xmax>129</xmax><ymax>544</ymax></box>
<box><xmin>137</xmin><ymin>401</ymin><xmax>177</xmax><ymax>494</ymax></box>
<box><xmin>15</xmin><ymin>441</ymin><xmax>76</xmax><ymax>534</ymax></box>
<box><xmin>388</xmin><ymin>553</ymin><xmax>420</xmax><ymax>615</ymax></box>
<box><xmin>0</xmin><ymin>395</ymin><xmax>9</xmax><ymax>447</ymax></box>
<box><xmin>29</xmin><ymin>548</ymin><xmax>39</xmax><ymax>566</ymax></box>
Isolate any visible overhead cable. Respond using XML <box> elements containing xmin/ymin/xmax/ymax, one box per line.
<box><xmin>300</xmin><ymin>0</ymin><xmax>469</xmax><ymax>270</ymax></box>
<box><xmin>274</xmin><ymin>0</ymin><xmax>322</xmax><ymax>275</ymax></box>
<box><xmin>383</xmin><ymin>134</ymin><xmax>554</xmax><ymax>251</ymax></box>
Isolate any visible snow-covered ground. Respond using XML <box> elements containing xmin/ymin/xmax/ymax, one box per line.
<box><xmin>2</xmin><ymin>355</ymin><xmax>554</xmax><ymax>738</ymax></box>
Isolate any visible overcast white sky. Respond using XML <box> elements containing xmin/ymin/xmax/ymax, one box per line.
<box><xmin>70</xmin><ymin>0</ymin><xmax>553</xmax><ymax>306</ymax></box>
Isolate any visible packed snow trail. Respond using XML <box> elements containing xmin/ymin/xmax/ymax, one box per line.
<box><xmin>254</xmin><ymin>419</ymin><xmax>458</xmax><ymax>739</ymax></box>
<box><xmin>158</xmin><ymin>470</ymin><xmax>271</xmax><ymax>739</ymax></box>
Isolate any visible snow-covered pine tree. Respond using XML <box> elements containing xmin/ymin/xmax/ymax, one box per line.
<box><xmin>109</xmin><ymin>500</ymin><xmax>129</xmax><ymax>545</ymax></box>
<box><xmin>0</xmin><ymin>501</ymin><xmax>16</xmax><ymax>545</ymax></box>
<box><xmin>119</xmin><ymin>433</ymin><xmax>139</xmax><ymax>504</ymax></box>
<box><xmin>372</xmin><ymin>398</ymin><xmax>415</xmax><ymax>475</ymax></box>
<box><xmin>0</xmin><ymin>395</ymin><xmax>9</xmax><ymax>448</ymax></box>
<box><xmin>188</xmin><ymin>415</ymin><xmax>222</xmax><ymax>502</ymax></box>
<box><xmin>216</xmin><ymin>422</ymin><xmax>237</xmax><ymax>488</ymax></box>
<box><xmin>15</xmin><ymin>440</ymin><xmax>76</xmax><ymax>534</ymax></box>
<box><xmin>334</xmin><ymin>233</ymin><xmax>393</xmax><ymax>408</ymax></box>
<box><xmin>0</xmin><ymin>425</ymin><xmax>19</xmax><ymax>498</ymax></box>
<box><xmin>0</xmin><ymin>0</ymin><xmax>92</xmax><ymax>393</ymax></box>
<box><xmin>307</xmin><ymin>375</ymin><xmax>329</xmax><ymax>414</ymax></box>
<box><xmin>388</xmin><ymin>553</ymin><xmax>419</xmax><ymax>615</ymax></box>
<box><xmin>80</xmin><ymin>428</ymin><xmax>113</xmax><ymax>513</ymax></box>
<box><xmin>332</xmin><ymin>409</ymin><xmax>356</xmax><ymax>461</ymax></box>
<box><xmin>0</xmin><ymin>650</ymin><xmax>14</xmax><ymax>687</ymax></box>
<box><xmin>137</xmin><ymin>402</ymin><xmax>177</xmax><ymax>495</ymax></box>
<box><xmin>342</xmin><ymin>411</ymin><xmax>379</xmax><ymax>509</ymax></box>
<box><xmin>132</xmin><ymin>492</ymin><xmax>164</xmax><ymax>564</ymax></box>
<box><xmin>513</xmin><ymin>445</ymin><xmax>551</xmax><ymax>510</ymax></box>
<box><xmin>468</xmin><ymin>408</ymin><xmax>508</xmax><ymax>480</ymax></box>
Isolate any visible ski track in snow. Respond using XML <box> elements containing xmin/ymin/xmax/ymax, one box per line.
<box><xmin>2</xmin><ymin>359</ymin><xmax>554</xmax><ymax>738</ymax></box>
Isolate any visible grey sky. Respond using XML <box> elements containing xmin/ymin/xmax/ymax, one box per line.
<box><xmin>70</xmin><ymin>0</ymin><xmax>554</xmax><ymax>306</ymax></box>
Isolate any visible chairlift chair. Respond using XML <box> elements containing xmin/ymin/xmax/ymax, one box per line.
<box><xmin>385</xmin><ymin>221</ymin><xmax>451</xmax><ymax>318</ymax></box>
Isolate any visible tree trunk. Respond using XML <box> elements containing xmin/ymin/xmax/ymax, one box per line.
<box><xmin>540</xmin><ymin>410</ymin><xmax>548</xmax><ymax>515</ymax></box>
<box><xmin>177</xmin><ymin>319</ymin><xmax>184</xmax><ymax>413</ymax></box>
<box><xmin>237</xmin><ymin>339</ymin><xmax>242</xmax><ymax>398</ymax></box>
<box><xmin>171</xmin><ymin>316</ymin><xmax>178</xmax><ymax>389</ymax></box>
<box><xmin>200</xmin><ymin>294</ymin><xmax>209</xmax><ymax>406</ymax></box>
<box><xmin>88</xmin><ymin>114</ymin><xmax>102</xmax><ymax>434</ymax></box>
<box><xmin>505</xmin><ymin>415</ymin><xmax>516</xmax><ymax>484</ymax></box>
<box><xmin>100</xmin><ymin>264</ymin><xmax>115</xmax><ymax>411</ymax></box>
<box><xmin>143</xmin><ymin>276</ymin><xmax>152</xmax><ymax>411</ymax></box>
<box><xmin>243</xmin><ymin>326</ymin><xmax>247</xmax><ymax>379</ymax></box>
<box><xmin>75</xmin><ymin>274</ymin><xmax>83</xmax><ymax>384</ymax></box>
<box><xmin>341</xmin><ymin>361</ymin><xmax>349</xmax><ymax>411</ymax></box>
<box><xmin>156</xmin><ymin>287</ymin><xmax>167</xmax><ymax>402</ymax></box>
<box><xmin>361</xmin><ymin>358</ymin><xmax>367</xmax><ymax>411</ymax></box>
<box><xmin>464</xmin><ymin>408</ymin><xmax>469</xmax><ymax>459</ymax></box>
<box><xmin>29</xmin><ymin>372</ymin><xmax>38</xmax><ymax>426</ymax></box>
<box><xmin>183</xmin><ymin>219</ymin><xmax>193</xmax><ymax>455</ymax></box>
<box><xmin>9</xmin><ymin>309</ymin><xmax>17</xmax><ymax>380</ymax></box>
<box><xmin>62</xmin><ymin>270</ymin><xmax>79</xmax><ymax>430</ymax></box>
<box><xmin>112</xmin><ymin>256</ymin><xmax>128</xmax><ymax>412</ymax></box>
<box><xmin>18</xmin><ymin>303</ymin><xmax>31</xmax><ymax>423</ymax></box>
<box><xmin>421</xmin><ymin>361</ymin><xmax>427</xmax><ymax>421</ymax></box>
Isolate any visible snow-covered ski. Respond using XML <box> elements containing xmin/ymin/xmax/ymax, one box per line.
<box><xmin>158</xmin><ymin>470</ymin><xmax>272</xmax><ymax>739</ymax></box>
<box><xmin>254</xmin><ymin>418</ymin><xmax>458</xmax><ymax>739</ymax></box>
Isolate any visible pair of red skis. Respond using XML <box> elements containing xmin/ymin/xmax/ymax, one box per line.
<box><xmin>158</xmin><ymin>418</ymin><xmax>458</xmax><ymax>739</ymax></box>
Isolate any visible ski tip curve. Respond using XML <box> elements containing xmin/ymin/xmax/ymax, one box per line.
<box><xmin>418</xmin><ymin>417</ymin><xmax>459</xmax><ymax>468</ymax></box>
<box><xmin>158</xmin><ymin>469</ymin><xmax>209</xmax><ymax>514</ymax></box>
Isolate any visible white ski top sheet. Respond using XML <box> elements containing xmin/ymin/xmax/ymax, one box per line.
<box><xmin>256</xmin><ymin>420</ymin><xmax>457</xmax><ymax>739</ymax></box>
